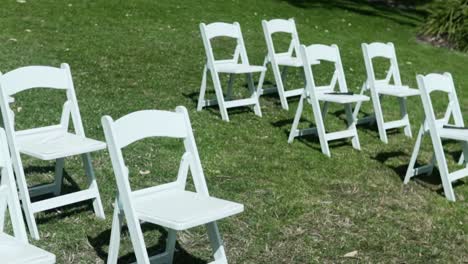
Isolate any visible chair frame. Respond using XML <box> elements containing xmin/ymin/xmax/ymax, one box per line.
<box><xmin>0</xmin><ymin>127</ymin><xmax>56</xmax><ymax>263</ymax></box>
<box><xmin>289</xmin><ymin>44</ymin><xmax>369</xmax><ymax>157</ymax></box>
<box><xmin>0</xmin><ymin>63</ymin><xmax>105</xmax><ymax>240</ymax></box>
<box><xmin>197</xmin><ymin>22</ymin><xmax>264</xmax><ymax>122</ymax></box>
<box><xmin>0</xmin><ymin>128</ymin><xmax>28</xmax><ymax>243</ymax></box>
<box><xmin>353</xmin><ymin>42</ymin><xmax>419</xmax><ymax>143</ymax></box>
<box><xmin>103</xmin><ymin>106</ymin><xmax>240</xmax><ymax>264</ymax></box>
<box><xmin>405</xmin><ymin>73</ymin><xmax>468</xmax><ymax>201</ymax></box>
<box><xmin>258</xmin><ymin>18</ymin><xmax>305</xmax><ymax>110</ymax></box>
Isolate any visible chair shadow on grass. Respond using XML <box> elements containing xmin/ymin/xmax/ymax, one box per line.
<box><xmin>182</xmin><ymin>91</ymin><xmax>258</xmax><ymax>119</ymax></box>
<box><xmin>25</xmin><ymin>165</ymin><xmax>98</xmax><ymax>225</ymax></box>
<box><xmin>272</xmin><ymin>115</ymin><xmax>354</xmax><ymax>153</ymax></box>
<box><xmin>88</xmin><ymin>224</ymin><xmax>207</xmax><ymax>264</ymax></box>
<box><xmin>372</xmin><ymin>150</ymin><xmax>466</xmax><ymax>197</ymax></box>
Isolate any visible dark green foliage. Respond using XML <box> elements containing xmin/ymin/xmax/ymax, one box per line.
<box><xmin>421</xmin><ymin>0</ymin><xmax>468</xmax><ymax>51</ymax></box>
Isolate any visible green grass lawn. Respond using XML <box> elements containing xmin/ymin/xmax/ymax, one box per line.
<box><xmin>1</xmin><ymin>0</ymin><xmax>467</xmax><ymax>263</ymax></box>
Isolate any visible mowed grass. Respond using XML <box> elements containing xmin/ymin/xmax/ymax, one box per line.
<box><xmin>0</xmin><ymin>0</ymin><xmax>467</xmax><ymax>263</ymax></box>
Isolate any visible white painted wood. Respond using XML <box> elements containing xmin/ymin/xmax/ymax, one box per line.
<box><xmin>112</xmin><ymin>110</ymin><xmax>187</xmax><ymax>148</ymax></box>
<box><xmin>288</xmin><ymin>44</ymin><xmax>369</xmax><ymax>157</ymax></box>
<box><xmin>405</xmin><ymin>73</ymin><xmax>467</xmax><ymax>201</ymax></box>
<box><xmin>353</xmin><ymin>42</ymin><xmax>419</xmax><ymax>143</ymax></box>
<box><xmin>0</xmin><ymin>64</ymin><xmax>106</xmax><ymax>239</ymax></box>
<box><xmin>0</xmin><ymin>66</ymin><xmax>68</xmax><ymax>96</ymax></box>
<box><xmin>202</xmin><ymin>22</ymin><xmax>240</xmax><ymax>40</ymax></box>
<box><xmin>102</xmin><ymin>106</ymin><xmax>244</xmax><ymax>263</ymax></box>
<box><xmin>198</xmin><ymin>22</ymin><xmax>264</xmax><ymax>121</ymax></box>
<box><xmin>259</xmin><ymin>18</ymin><xmax>306</xmax><ymax>110</ymax></box>
<box><xmin>0</xmin><ymin>128</ymin><xmax>55</xmax><ymax>263</ymax></box>
<box><xmin>15</xmin><ymin>127</ymin><xmax>106</xmax><ymax>160</ymax></box>
<box><xmin>0</xmin><ymin>233</ymin><xmax>56</xmax><ymax>264</ymax></box>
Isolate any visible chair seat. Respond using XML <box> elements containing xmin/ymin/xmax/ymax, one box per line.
<box><xmin>133</xmin><ymin>189</ymin><xmax>244</xmax><ymax>231</ymax></box>
<box><xmin>0</xmin><ymin>233</ymin><xmax>55</xmax><ymax>264</ymax></box>
<box><xmin>16</xmin><ymin>127</ymin><xmax>106</xmax><ymax>160</ymax></box>
<box><xmin>275</xmin><ymin>55</ymin><xmax>303</xmax><ymax>67</ymax></box>
<box><xmin>214</xmin><ymin>63</ymin><xmax>266</xmax><ymax>74</ymax></box>
<box><xmin>275</xmin><ymin>55</ymin><xmax>319</xmax><ymax>67</ymax></box>
<box><xmin>317</xmin><ymin>93</ymin><xmax>370</xmax><ymax>104</ymax></box>
<box><xmin>439</xmin><ymin>127</ymin><xmax>468</xmax><ymax>141</ymax></box>
<box><xmin>376</xmin><ymin>85</ymin><xmax>420</xmax><ymax>97</ymax></box>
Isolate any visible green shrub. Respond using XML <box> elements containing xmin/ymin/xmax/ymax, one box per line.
<box><xmin>420</xmin><ymin>0</ymin><xmax>468</xmax><ymax>51</ymax></box>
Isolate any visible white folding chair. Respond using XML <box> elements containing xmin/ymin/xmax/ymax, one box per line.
<box><xmin>405</xmin><ymin>73</ymin><xmax>468</xmax><ymax>201</ymax></box>
<box><xmin>353</xmin><ymin>42</ymin><xmax>420</xmax><ymax>143</ymax></box>
<box><xmin>0</xmin><ymin>128</ymin><xmax>56</xmax><ymax>264</ymax></box>
<box><xmin>197</xmin><ymin>22</ymin><xmax>265</xmax><ymax>121</ymax></box>
<box><xmin>288</xmin><ymin>44</ymin><xmax>369</xmax><ymax>157</ymax></box>
<box><xmin>0</xmin><ymin>64</ymin><xmax>106</xmax><ymax>240</ymax></box>
<box><xmin>258</xmin><ymin>18</ymin><xmax>307</xmax><ymax>110</ymax></box>
<box><xmin>103</xmin><ymin>106</ymin><xmax>244</xmax><ymax>264</ymax></box>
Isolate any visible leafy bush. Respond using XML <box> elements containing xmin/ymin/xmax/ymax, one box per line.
<box><xmin>420</xmin><ymin>0</ymin><xmax>468</xmax><ymax>51</ymax></box>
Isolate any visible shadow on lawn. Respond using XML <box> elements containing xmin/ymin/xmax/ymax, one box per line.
<box><xmin>372</xmin><ymin>149</ymin><xmax>466</xmax><ymax>197</ymax></box>
<box><xmin>183</xmin><ymin>91</ymin><xmax>260</xmax><ymax>119</ymax></box>
<box><xmin>89</xmin><ymin>224</ymin><xmax>206</xmax><ymax>264</ymax></box>
<box><xmin>25</xmin><ymin>165</ymin><xmax>99</xmax><ymax>225</ymax></box>
<box><xmin>280</xmin><ymin>0</ymin><xmax>429</xmax><ymax>27</ymax></box>
<box><xmin>272</xmin><ymin>114</ymin><xmax>354</xmax><ymax>153</ymax></box>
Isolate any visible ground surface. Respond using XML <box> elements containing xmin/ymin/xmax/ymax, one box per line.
<box><xmin>0</xmin><ymin>0</ymin><xmax>467</xmax><ymax>263</ymax></box>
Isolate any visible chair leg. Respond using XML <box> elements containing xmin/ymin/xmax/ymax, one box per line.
<box><xmin>311</xmin><ymin>100</ymin><xmax>330</xmax><ymax>157</ymax></box>
<box><xmin>206</xmin><ymin>222</ymin><xmax>228</xmax><ymax>263</ymax></box>
<box><xmin>438</xmin><ymin>164</ymin><xmax>456</xmax><ymax>201</ymax></box>
<box><xmin>2</xmin><ymin>172</ymin><xmax>28</xmax><ymax>242</ymax></box>
<box><xmin>125</xmin><ymin>209</ymin><xmax>151</xmax><ymax>264</ymax></box>
<box><xmin>272</xmin><ymin>63</ymin><xmax>289</xmax><ymax>110</ymax></box>
<box><xmin>431</xmin><ymin>137</ymin><xmax>456</xmax><ymax>201</ymax></box>
<box><xmin>165</xmin><ymin>229</ymin><xmax>177</xmax><ymax>263</ymax></box>
<box><xmin>458</xmin><ymin>153</ymin><xmax>465</xmax><ymax>165</ymax></box>
<box><xmin>0</xmin><ymin>192</ymin><xmax>5</xmax><ymax>233</ymax></box>
<box><xmin>12</xmin><ymin>156</ymin><xmax>40</xmax><ymax>239</ymax></box>
<box><xmin>247</xmin><ymin>73</ymin><xmax>262</xmax><ymax>117</ymax></box>
<box><xmin>288</xmin><ymin>92</ymin><xmax>305</xmax><ymax>143</ymax></box>
<box><xmin>371</xmin><ymin>90</ymin><xmax>388</xmax><ymax>143</ymax></box>
<box><xmin>197</xmin><ymin>65</ymin><xmax>208</xmax><ymax>111</ymax></box>
<box><xmin>82</xmin><ymin>153</ymin><xmax>105</xmax><ymax>219</ymax></box>
<box><xmin>321</xmin><ymin>102</ymin><xmax>329</xmax><ymax>120</ymax></box>
<box><xmin>107</xmin><ymin>202</ymin><xmax>124</xmax><ymax>264</ymax></box>
<box><xmin>211</xmin><ymin>70</ymin><xmax>230</xmax><ymax>122</ymax></box>
<box><xmin>404</xmin><ymin>125</ymin><xmax>425</xmax><ymax>184</ymax></box>
<box><xmin>458</xmin><ymin>141</ymin><xmax>468</xmax><ymax>165</ymax></box>
<box><xmin>256</xmin><ymin>56</ymin><xmax>269</xmax><ymax>97</ymax></box>
<box><xmin>399</xmin><ymin>97</ymin><xmax>412</xmax><ymax>138</ymax></box>
<box><xmin>352</xmin><ymin>82</ymin><xmax>367</xmax><ymax>121</ymax></box>
<box><xmin>226</xmin><ymin>74</ymin><xmax>235</xmax><ymax>100</ymax></box>
<box><xmin>53</xmin><ymin>158</ymin><xmax>64</xmax><ymax>196</ymax></box>
<box><xmin>345</xmin><ymin>103</ymin><xmax>361</xmax><ymax>150</ymax></box>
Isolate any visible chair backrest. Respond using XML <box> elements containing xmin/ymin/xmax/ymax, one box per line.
<box><xmin>0</xmin><ymin>64</ymin><xmax>87</xmax><ymax>139</ymax></box>
<box><xmin>0</xmin><ymin>128</ymin><xmax>28</xmax><ymax>242</ymax></box>
<box><xmin>200</xmin><ymin>22</ymin><xmax>250</xmax><ymax>70</ymax></box>
<box><xmin>299</xmin><ymin>44</ymin><xmax>348</xmax><ymax>99</ymax></box>
<box><xmin>417</xmin><ymin>72</ymin><xmax>464</xmax><ymax>130</ymax></box>
<box><xmin>102</xmin><ymin>106</ymin><xmax>211</xmax><ymax>210</ymax></box>
<box><xmin>362</xmin><ymin>42</ymin><xmax>402</xmax><ymax>87</ymax></box>
<box><xmin>262</xmin><ymin>18</ymin><xmax>301</xmax><ymax>61</ymax></box>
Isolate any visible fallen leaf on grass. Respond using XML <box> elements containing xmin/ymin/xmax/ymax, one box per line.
<box><xmin>344</xmin><ymin>250</ymin><xmax>358</xmax><ymax>257</ymax></box>
<box><xmin>139</xmin><ymin>170</ymin><xmax>150</xmax><ymax>175</ymax></box>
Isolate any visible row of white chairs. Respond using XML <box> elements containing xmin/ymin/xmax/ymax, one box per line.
<box><xmin>197</xmin><ymin>19</ymin><xmax>420</xmax><ymax>152</ymax></box>
<box><xmin>0</xmin><ymin>65</ymin><xmax>243</xmax><ymax>263</ymax></box>
<box><xmin>0</xmin><ymin>21</ymin><xmax>465</xmax><ymax>264</ymax></box>
<box><xmin>196</xmin><ymin>19</ymin><xmax>467</xmax><ymax>201</ymax></box>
